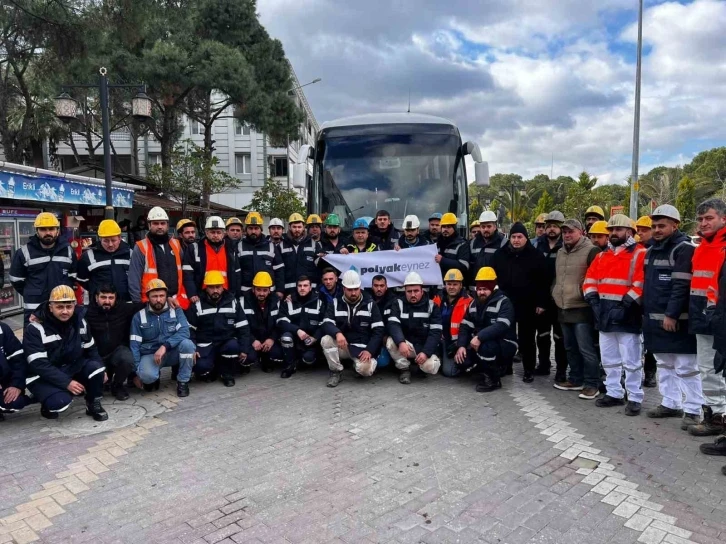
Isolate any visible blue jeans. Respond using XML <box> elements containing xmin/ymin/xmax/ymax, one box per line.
<box><xmin>440</xmin><ymin>339</ymin><xmax>460</xmax><ymax>377</ymax></box>
<box><xmin>561</xmin><ymin>322</ymin><xmax>599</xmax><ymax>388</ymax></box>
<box><xmin>137</xmin><ymin>339</ymin><xmax>195</xmax><ymax>384</ymax></box>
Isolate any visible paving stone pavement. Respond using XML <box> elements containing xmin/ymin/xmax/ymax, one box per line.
<box><xmin>1</xmin><ymin>364</ymin><xmax>725</xmax><ymax>544</ymax></box>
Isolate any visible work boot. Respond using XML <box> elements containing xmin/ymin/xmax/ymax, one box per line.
<box><xmin>260</xmin><ymin>358</ymin><xmax>274</xmax><ymax>373</ymax></box>
<box><xmin>399</xmin><ymin>370</ymin><xmax>412</xmax><ymax>385</ymax></box>
<box><xmin>643</xmin><ymin>371</ymin><xmax>657</xmax><ymax>388</ymax></box>
<box><xmin>176</xmin><ymin>381</ymin><xmax>190</xmax><ymax>398</ymax></box>
<box><xmin>327</xmin><ymin>371</ymin><xmax>342</xmax><ymax>388</ymax></box>
<box><xmin>553</xmin><ymin>381</ymin><xmax>584</xmax><ymax>391</ymax></box>
<box><xmin>624</xmin><ymin>401</ymin><xmax>641</xmax><ymax>416</ymax></box>
<box><xmin>143</xmin><ymin>378</ymin><xmax>161</xmax><ymax>392</ymax></box>
<box><xmin>533</xmin><ymin>366</ymin><xmax>550</xmax><ymax>376</ymax></box>
<box><xmin>111</xmin><ymin>383</ymin><xmax>130</xmax><ymax>401</ymax></box>
<box><xmin>681</xmin><ymin>413</ymin><xmax>702</xmax><ymax>431</ymax></box>
<box><xmin>646</xmin><ymin>405</ymin><xmax>683</xmax><ymax>419</ymax></box>
<box><xmin>476</xmin><ymin>375</ymin><xmax>501</xmax><ymax>393</ymax></box>
<box><xmin>221</xmin><ymin>375</ymin><xmax>235</xmax><ymax>387</ymax></box>
<box><xmin>700</xmin><ymin>436</ymin><xmax>726</xmax><ymax>456</ymax></box>
<box><xmin>85</xmin><ymin>399</ymin><xmax>109</xmax><ymax>422</ymax></box>
<box><xmin>689</xmin><ymin>413</ymin><xmax>726</xmax><ymax>437</ymax></box>
<box><xmin>595</xmin><ymin>395</ymin><xmax>625</xmax><ymax>408</ymax></box>
<box><xmin>40</xmin><ymin>406</ymin><xmax>59</xmax><ymax>420</ymax></box>
<box><xmin>197</xmin><ymin>372</ymin><xmax>215</xmax><ymax>383</ymax></box>
<box><xmin>578</xmin><ymin>387</ymin><xmax>599</xmax><ymax>400</ymax></box>
<box><xmin>522</xmin><ymin>371</ymin><xmax>534</xmax><ymax>383</ymax></box>
<box><xmin>280</xmin><ymin>362</ymin><xmax>297</xmax><ymax>379</ymax></box>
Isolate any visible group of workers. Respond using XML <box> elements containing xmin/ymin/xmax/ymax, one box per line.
<box><xmin>2</xmin><ymin>198</ymin><xmax>726</xmax><ymax>474</ymax></box>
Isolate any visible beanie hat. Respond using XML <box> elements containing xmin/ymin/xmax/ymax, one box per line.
<box><xmin>476</xmin><ymin>280</ymin><xmax>497</xmax><ymax>292</ymax></box>
<box><xmin>509</xmin><ymin>222</ymin><xmax>529</xmax><ymax>239</ymax></box>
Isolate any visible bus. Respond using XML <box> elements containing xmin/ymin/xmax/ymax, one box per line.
<box><xmin>291</xmin><ymin>113</ymin><xmax>489</xmax><ymax>235</ymax></box>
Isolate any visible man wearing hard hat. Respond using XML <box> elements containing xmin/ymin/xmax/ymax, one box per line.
<box><xmin>320</xmin><ymin>214</ymin><xmax>346</xmax><ymax>254</ymax></box>
<box><xmin>584</xmin><ymin>205</ymin><xmax>606</xmax><ymax>233</ymax></box>
<box><xmin>176</xmin><ymin>218</ymin><xmax>197</xmax><ymax>251</ymax></box>
<box><xmin>343</xmin><ymin>218</ymin><xmax>377</xmax><ymax>253</ymax></box>
<box><xmin>77</xmin><ymin>219</ymin><xmax>132</xmax><ymax>302</ymax></box>
<box><xmin>396</xmin><ymin>215</ymin><xmax>430</xmax><ymax>249</ymax></box>
<box><xmin>534</xmin><ymin>213</ymin><xmax>547</xmax><ymax>239</ymax></box>
<box><xmin>280</xmin><ymin>213</ymin><xmax>323</xmax><ymax>295</ymax></box>
<box><xmin>240</xmin><ymin>271</ymin><xmax>284</xmax><ymax>372</ymax></box>
<box><xmin>386</xmin><ymin>272</ymin><xmax>443</xmax><ymax>384</ymax></box>
<box><xmin>182</xmin><ymin>216</ymin><xmax>240</xmax><ymax>303</ymax></box>
<box><xmin>23</xmin><ymin>285</ymin><xmax>108</xmax><ymax>421</ymax></box>
<box><xmin>438</xmin><ymin>269</ymin><xmax>472</xmax><ymax>378</ymax></box>
<box><xmin>225</xmin><ymin>217</ymin><xmax>243</xmax><ymax>243</ymax></box>
<box><xmin>306</xmin><ymin>214</ymin><xmax>323</xmax><ymax>242</ymax></box>
<box><xmin>434</xmin><ymin>213</ymin><xmax>470</xmax><ymax>280</ymax></box>
<box><xmin>10</xmin><ymin>212</ymin><xmax>77</xmax><ymax>323</ymax></box>
<box><xmin>130</xmin><ymin>279</ymin><xmax>195</xmax><ymax>397</ymax></box>
<box><xmin>267</xmin><ymin>218</ymin><xmax>284</xmax><ymax>246</ymax></box>
<box><xmin>424</xmin><ymin>212</ymin><xmax>442</xmax><ymax>244</ymax></box>
<box><xmin>128</xmin><ymin>206</ymin><xmax>189</xmax><ymax>310</ymax></box>
<box><xmin>186</xmin><ymin>271</ymin><xmax>250</xmax><ymax>387</ymax></box>
<box><xmin>470</xmin><ymin>210</ymin><xmax>507</xmax><ymax>282</ymax></box>
<box><xmin>237</xmin><ymin>212</ymin><xmax>285</xmax><ymax>295</ymax></box>
<box><xmin>320</xmin><ymin>270</ymin><xmax>384</xmax><ymax>387</ymax></box>
<box><xmin>469</xmin><ymin>220</ymin><xmax>481</xmax><ymax>240</ymax></box>
<box><xmin>588</xmin><ymin>221</ymin><xmax>610</xmax><ymax>251</ymax></box>
<box><xmin>635</xmin><ymin>214</ymin><xmax>657</xmax><ymax>387</ymax></box>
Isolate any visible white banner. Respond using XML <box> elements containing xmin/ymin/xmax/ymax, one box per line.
<box><xmin>323</xmin><ymin>245</ymin><xmax>442</xmax><ymax>288</ymax></box>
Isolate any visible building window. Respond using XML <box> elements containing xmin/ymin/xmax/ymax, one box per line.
<box><xmin>235</xmin><ymin>120</ymin><xmax>251</xmax><ymax>136</ymax></box>
<box><xmin>273</xmin><ymin>156</ymin><xmax>288</xmax><ymax>178</ymax></box>
<box><xmin>148</xmin><ymin>153</ymin><xmax>162</xmax><ymax>166</ymax></box>
<box><xmin>190</xmin><ymin>119</ymin><xmax>201</xmax><ymax>135</ymax></box>
<box><xmin>235</xmin><ymin>153</ymin><xmax>251</xmax><ymax>175</ymax></box>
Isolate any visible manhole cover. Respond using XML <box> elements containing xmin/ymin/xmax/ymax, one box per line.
<box><xmin>48</xmin><ymin>403</ymin><xmax>148</xmax><ymax>437</ymax></box>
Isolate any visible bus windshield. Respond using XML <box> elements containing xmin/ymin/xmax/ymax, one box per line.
<box><xmin>314</xmin><ymin>129</ymin><xmax>464</xmax><ymax>230</ymax></box>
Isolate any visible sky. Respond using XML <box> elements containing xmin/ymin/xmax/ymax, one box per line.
<box><xmin>257</xmin><ymin>0</ymin><xmax>726</xmax><ymax>186</ymax></box>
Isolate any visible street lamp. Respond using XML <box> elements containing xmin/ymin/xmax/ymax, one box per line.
<box><xmin>629</xmin><ymin>0</ymin><xmax>644</xmax><ymax>220</ymax></box>
<box><xmin>55</xmin><ymin>67</ymin><xmax>153</xmax><ymax>219</ymax></box>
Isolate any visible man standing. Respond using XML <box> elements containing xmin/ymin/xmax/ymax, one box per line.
<box><xmin>636</xmin><ymin>216</ymin><xmax>653</xmax><ymax>246</ymax></box>
<box><xmin>186</xmin><ymin>271</ymin><xmax>249</xmax><ymax>387</ymax></box>
<box><xmin>470</xmin><ymin>210</ymin><xmax>507</xmax><ymax>282</ymax></box>
<box><xmin>128</xmin><ymin>207</ymin><xmax>188</xmax><ymax>310</ymax></box>
<box><xmin>321</xmin><ymin>270</ymin><xmax>384</xmax><ymax>387</ymax></box>
<box><xmin>77</xmin><ymin>219</ymin><xmax>131</xmax><ymax>303</ymax></box>
<box><xmin>344</xmin><ymin>219</ymin><xmax>378</xmax><ymax>253</ymax></box>
<box><xmin>268</xmin><ymin>218</ymin><xmax>285</xmax><ymax>246</ymax></box>
<box><xmin>386</xmin><ymin>272</ymin><xmax>442</xmax><ymax>384</ymax></box>
<box><xmin>584</xmin><ymin>206</ymin><xmax>606</xmax><ymax>233</ymax></box>
<box><xmin>424</xmin><ymin>213</ymin><xmax>442</xmax><ymax>244</ymax></box>
<box><xmin>641</xmin><ymin>205</ymin><xmax>702</xmax><ymax>427</ymax></box>
<box><xmin>0</xmin><ymin>321</ymin><xmax>28</xmax><ymax>417</ymax></box>
<box><xmin>368</xmin><ymin>210</ymin><xmax>401</xmax><ymax>250</ymax></box>
<box><xmin>225</xmin><ymin>217</ymin><xmax>244</xmax><ymax>243</ymax></box>
<box><xmin>637</xmin><ymin>215</ymin><xmax>656</xmax><ymax>388</ymax></box>
<box><xmin>320</xmin><ymin>214</ymin><xmax>346</xmax><ymax>254</ymax></box>
<box><xmin>490</xmin><ymin>222</ymin><xmax>548</xmax><ymax>382</ymax></box>
<box><xmin>397</xmin><ymin>215</ymin><xmax>429</xmax><ymax>249</ymax></box>
<box><xmin>176</xmin><ymin>219</ymin><xmax>197</xmax><ymax>251</ymax></box>
<box><xmin>584</xmin><ymin>214</ymin><xmax>646</xmax><ymax>416</ymax></box>
<box><xmin>10</xmin><ymin>212</ymin><xmax>77</xmax><ymax>323</ymax></box>
<box><xmin>688</xmin><ymin>199</ymin><xmax>726</xmax><ymax>437</ymax></box>
<box><xmin>551</xmin><ymin>219</ymin><xmax>601</xmax><ymax>399</ymax></box>
<box><xmin>24</xmin><ymin>285</ymin><xmax>107</xmax><ymax>421</ymax></box>
<box><xmin>280</xmin><ymin>213</ymin><xmax>323</xmax><ymax>295</ymax></box>
<box><xmin>238</xmin><ymin>212</ymin><xmax>285</xmax><ymax>295</ymax></box>
<box><xmin>319</xmin><ymin>268</ymin><xmax>342</xmax><ymax>305</ymax></box>
<box><xmin>306</xmin><ymin>214</ymin><xmax>323</xmax><ymax>242</ymax></box>
<box><xmin>534</xmin><ymin>214</ymin><xmax>547</xmax><ymax>239</ymax></box>
<box><xmin>240</xmin><ymin>272</ymin><xmax>284</xmax><ymax>372</ymax></box>
<box><xmin>439</xmin><ymin>269</ymin><xmax>471</xmax><ymax>377</ymax></box>
<box><xmin>435</xmin><ymin>213</ymin><xmax>470</xmax><ymax>279</ymax></box>
<box><xmin>469</xmin><ymin>221</ymin><xmax>481</xmax><ymax>240</ymax></box>
<box><xmin>277</xmin><ymin>276</ymin><xmax>325</xmax><ymax>378</ymax></box>
<box><xmin>588</xmin><ymin>221</ymin><xmax>610</xmax><ymax>251</ymax></box>
<box><xmin>130</xmin><ymin>279</ymin><xmax>195</xmax><ymax>397</ymax></box>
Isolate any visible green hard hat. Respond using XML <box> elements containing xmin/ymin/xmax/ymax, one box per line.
<box><xmin>324</xmin><ymin>214</ymin><xmax>341</xmax><ymax>226</ymax></box>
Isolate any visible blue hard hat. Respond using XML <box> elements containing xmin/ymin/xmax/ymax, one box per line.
<box><xmin>352</xmin><ymin>218</ymin><xmax>369</xmax><ymax>230</ymax></box>
<box><xmin>429</xmin><ymin>213</ymin><xmax>442</xmax><ymax>220</ymax></box>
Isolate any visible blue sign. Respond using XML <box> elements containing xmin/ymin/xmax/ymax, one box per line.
<box><xmin>0</xmin><ymin>170</ymin><xmax>134</xmax><ymax>208</ymax></box>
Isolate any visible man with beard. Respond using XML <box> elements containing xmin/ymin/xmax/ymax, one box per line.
<box><xmin>306</xmin><ymin>214</ymin><xmax>323</xmax><ymax>242</ymax></box>
<box><xmin>85</xmin><ymin>284</ymin><xmax>142</xmax><ymax>400</ymax></box>
<box><xmin>268</xmin><ymin>218</ymin><xmax>284</xmax><ymax>246</ymax></box>
<box><xmin>470</xmin><ymin>210</ymin><xmax>507</xmax><ymax>284</ymax></box>
<box><xmin>455</xmin><ymin>267</ymin><xmax>517</xmax><ymax>392</ymax></box>
<box><xmin>368</xmin><ymin>210</ymin><xmax>401</xmax><ymax>250</ymax></box>
<box><xmin>344</xmin><ymin>218</ymin><xmax>378</xmax><ymax>253</ymax></box>
<box><xmin>321</xmin><ymin>270</ymin><xmax>384</xmax><ymax>387</ymax></box>
<box><xmin>319</xmin><ymin>268</ymin><xmax>342</xmax><ymax>305</ymax></box>
<box><xmin>320</xmin><ymin>214</ymin><xmax>347</xmax><ymax>254</ymax></box>
<box><xmin>584</xmin><ymin>214</ymin><xmax>646</xmax><ymax>416</ymax></box>
<box><xmin>129</xmin><ymin>207</ymin><xmax>189</xmax><ymax>310</ymax></box>
<box><xmin>369</xmin><ymin>274</ymin><xmax>396</xmax><ymax>368</ymax></box>
<box><xmin>241</xmin><ymin>272</ymin><xmax>284</xmax><ymax>372</ymax></box>
<box><xmin>238</xmin><ymin>212</ymin><xmax>285</xmax><ymax>296</ymax></box>
<box><xmin>186</xmin><ymin>271</ymin><xmax>249</xmax><ymax>387</ymax></box>
<box><xmin>396</xmin><ymin>215</ymin><xmax>430</xmax><ymax>249</ymax></box>
<box><xmin>277</xmin><ymin>276</ymin><xmax>325</xmax><ymax>378</ymax></box>
<box><xmin>77</xmin><ymin>220</ymin><xmax>132</xmax><ymax>303</ymax></box>
<box><xmin>490</xmin><ymin>222</ymin><xmax>548</xmax><ymax>383</ymax></box>
<box><xmin>439</xmin><ymin>269</ymin><xmax>472</xmax><ymax>377</ymax></box>
<box><xmin>11</xmin><ymin>212</ymin><xmax>77</xmax><ymax>324</ymax></box>
<box><xmin>280</xmin><ymin>213</ymin><xmax>323</xmax><ymax>295</ymax></box>
<box><xmin>182</xmin><ymin>216</ymin><xmax>240</xmax><ymax>303</ymax></box>
<box><xmin>434</xmin><ymin>213</ymin><xmax>470</xmax><ymax>280</ymax></box>
<box><xmin>584</xmin><ymin>206</ymin><xmax>606</xmax><ymax>233</ymax></box>
<box><xmin>424</xmin><ymin>213</ymin><xmax>442</xmax><ymax>244</ymax></box>
<box><xmin>0</xmin><ymin>320</ymin><xmax>29</xmax><ymax>418</ymax></box>
<box><xmin>130</xmin><ymin>279</ymin><xmax>195</xmax><ymax>397</ymax></box>
<box><xmin>24</xmin><ymin>285</ymin><xmax>107</xmax><ymax>421</ymax></box>
<box><xmin>225</xmin><ymin>217</ymin><xmax>244</xmax><ymax>243</ymax></box>
<box><xmin>386</xmin><ymin>272</ymin><xmax>442</xmax><ymax>384</ymax></box>
<box><xmin>588</xmin><ymin>221</ymin><xmax>610</xmax><ymax>251</ymax></box>
<box><xmin>176</xmin><ymin>219</ymin><xmax>197</xmax><ymax>251</ymax></box>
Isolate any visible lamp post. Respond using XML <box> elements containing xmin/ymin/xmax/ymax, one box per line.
<box><xmin>629</xmin><ymin>0</ymin><xmax>644</xmax><ymax>220</ymax></box>
<box><xmin>286</xmin><ymin>78</ymin><xmax>321</xmax><ymax>189</ymax></box>
<box><xmin>54</xmin><ymin>67</ymin><xmax>152</xmax><ymax>219</ymax></box>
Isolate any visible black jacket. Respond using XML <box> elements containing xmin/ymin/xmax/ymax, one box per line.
<box><xmin>77</xmin><ymin>240</ymin><xmax>132</xmax><ymax>301</ymax></box>
<box><xmin>10</xmin><ymin>236</ymin><xmax>77</xmax><ymax>311</ymax></box>
<box><xmin>387</xmin><ymin>297</ymin><xmax>443</xmax><ymax>357</ymax></box>
<box><xmin>643</xmin><ymin>231</ymin><xmax>696</xmax><ymax>354</ymax></box>
<box><xmin>490</xmin><ymin>242</ymin><xmax>549</xmax><ymax>312</ymax></box>
<box><xmin>240</xmin><ymin>292</ymin><xmax>280</xmax><ymax>343</ymax></box>
<box><xmin>320</xmin><ymin>236</ymin><xmax>349</xmax><ymax>255</ymax></box>
<box><xmin>470</xmin><ymin>231</ymin><xmax>507</xmax><ymax>281</ymax></box>
<box><xmin>279</xmin><ymin>235</ymin><xmax>323</xmax><ymax>293</ymax></box>
<box><xmin>0</xmin><ymin>321</ymin><xmax>25</xmax><ymax>389</ymax></box>
<box><xmin>187</xmin><ymin>290</ymin><xmax>249</xmax><ymax>346</ymax></box>
<box><xmin>277</xmin><ymin>291</ymin><xmax>325</xmax><ymax>339</ymax></box>
<box><xmin>457</xmin><ymin>288</ymin><xmax>517</xmax><ymax>348</ymax></box>
<box><xmin>712</xmin><ymin>262</ymin><xmax>726</xmax><ymax>361</ymax></box>
<box><xmin>321</xmin><ymin>293</ymin><xmax>385</xmax><ymax>355</ymax></box>
<box><xmin>437</xmin><ymin>233</ymin><xmax>471</xmax><ymax>279</ymax></box>
<box><xmin>238</xmin><ymin>236</ymin><xmax>285</xmax><ymax>293</ymax></box>
<box><xmin>532</xmin><ymin>235</ymin><xmax>562</xmax><ymax>287</ymax></box>
<box><xmin>370</xmin><ymin>289</ymin><xmax>398</xmax><ymax>323</ymax></box>
<box><xmin>182</xmin><ymin>238</ymin><xmax>241</xmax><ymax>298</ymax></box>
<box><xmin>398</xmin><ymin>236</ymin><xmax>430</xmax><ymax>249</ymax></box>
<box><xmin>86</xmin><ymin>300</ymin><xmax>144</xmax><ymax>358</ymax></box>
<box><xmin>368</xmin><ymin>224</ymin><xmax>401</xmax><ymax>251</ymax></box>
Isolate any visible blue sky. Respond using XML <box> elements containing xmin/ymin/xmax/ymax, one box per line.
<box><xmin>258</xmin><ymin>0</ymin><xmax>725</xmax><ymax>185</ymax></box>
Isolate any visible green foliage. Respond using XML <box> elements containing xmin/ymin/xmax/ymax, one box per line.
<box><xmin>532</xmin><ymin>190</ymin><xmax>554</xmax><ymax>219</ymax></box>
<box><xmin>675</xmin><ymin>176</ymin><xmax>696</xmax><ymax>233</ymax></box>
<box><xmin>683</xmin><ymin>147</ymin><xmax>726</xmax><ymax>201</ymax></box>
<box><xmin>577</xmin><ymin>171</ymin><xmax>598</xmax><ymax>191</ymax></box>
<box><xmin>249</xmin><ymin>179</ymin><xmax>306</xmax><ymax>220</ymax></box>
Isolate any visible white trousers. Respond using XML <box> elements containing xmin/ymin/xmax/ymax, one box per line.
<box><xmin>655</xmin><ymin>353</ymin><xmax>704</xmax><ymax>415</ymax></box>
<box><xmin>320</xmin><ymin>335</ymin><xmax>376</xmax><ymax>377</ymax></box>
<box><xmin>697</xmin><ymin>334</ymin><xmax>726</xmax><ymax>414</ymax></box>
<box><xmin>600</xmin><ymin>332</ymin><xmax>644</xmax><ymax>403</ymax></box>
<box><xmin>385</xmin><ymin>337</ymin><xmax>441</xmax><ymax>374</ymax></box>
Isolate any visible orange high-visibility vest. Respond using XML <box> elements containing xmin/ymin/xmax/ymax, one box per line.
<box><xmin>433</xmin><ymin>293</ymin><xmax>470</xmax><ymax>340</ymax></box>
<box><xmin>203</xmin><ymin>241</ymin><xmax>229</xmax><ymax>290</ymax></box>
<box><xmin>583</xmin><ymin>244</ymin><xmax>646</xmax><ymax>303</ymax></box>
<box><xmin>137</xmin><ymin>237</ymin><xmax>189</xmax><ymax>309</ymax></box>
<box><xmin>693</xmin><ymin>226</ymin><xmax>726</xmax><ymax>305</ymax></box>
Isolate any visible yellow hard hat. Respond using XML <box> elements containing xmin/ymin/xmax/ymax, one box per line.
<box><xmin>225</xmin><ymin>217</ymin><xmax>243</xmax><ymax>227</ymax></box>
<box><xmin>203</xmin><ymin>270</ymin><xmax>226</xmax><ymax>286</ymax></box>
<box><xmin>636</xmin><ymin>216</ymin><xmax>652</xmax><ymax>229</ymax></box>
<box><xmin>98</xmin><ymin>219</ymin><xmax>121</xmax><ymax>238</ymax></box>
<box><xmin>585</xmin><ymin>205</ymin><xmax>605</xmax><ymax>219</ymax></box>
<box><xmin>34</xmin><ymin>212</ymin><xmax>60</xmax><ymax>228</ymax></box>
<box><xmin>252</xmin><ymin>271</ymin><xmax>273</xmax><ymax>288</ymax></box>
<box><xmin>440</xmin><ymin>213</ymin><xmax>458</xmax><ymax>226</ymax></box>
<box><xmin>607</xmin><ymin>214</ymin><xmax>636</xmax><ymax>230</ymax></box>
<box><xmin>443</xmin><ymin>269</ymin><xmax>464</xmax><ymax>282</ymax></box>
<box><xmin>475</xmin><ymin>267</ymin><xmax>497</xmax><ymax>282</ymax></box>
<box><xmin>470</xmin><ymin>220</ymin><xmax>480</xmax><ymax>228</ymax></box>
<box><xmin>176</xmin><ymin>218</ymin><xmax>194</xmax><ymax>232</ymax></box>
<box><xmin>306</xmin><ymin>214</ymin><xmax>322</xmax><ymax>225</ymax></box>
<box><xmin>245</xmin><ymin>212</ymin><xmax>263</xmax><ymax>226</ymax></box>
<box><xmin>588</xmin><ymin>220</ymin><xmax>609</xmax><ymax>235</ymax></box>
<box><xmin>535</xmin><ymin>213</ymin><xmax>548</xmax><ymax>225</ymax></box>
<box><xmin>145</xmin><ymin>278</ymin><xmax>168</xmax><ymax>294</ymax></box>
<box><xmin>49</xmin><ymin>285</ymin><xmax>76</xmax><ymax>303</ymax></box>
<box><xmin>288</xmin><ymin>212</ymin><xmax>305</xmax><ymax>224</ymax></box>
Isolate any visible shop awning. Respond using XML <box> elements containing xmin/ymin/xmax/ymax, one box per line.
<box><xmin>133</xmin><ymin>192</ymin><xmax>206</xmax><ymax>213</ymax></box>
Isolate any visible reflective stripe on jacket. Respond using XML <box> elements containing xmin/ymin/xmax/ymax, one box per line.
<box><xmin>136</xmin><ymin>238</ymin><xmax>188</xmax><ymax>309</ymax></box>
<box><xmin>690</xmin><ymin>226</ymin><xmax>726</xmax><ymax>334</ymax></box>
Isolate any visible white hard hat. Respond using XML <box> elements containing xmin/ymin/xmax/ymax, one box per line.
<box><xmin>545</xmin><ymin>210</ymin><xmax>565</xmax><ymax>223</ymax></box>
<box><xmin>479</xmin><ymin>210</ymin><xmax>497</xmax><ymax>223</ymax></box>
<box><xmin>341</xmin><ymin>270</ymin><xmax>362</xmax><ymax>289</ymax></box>
<box><xmin>403</xmin><ymin>271</ymin><xmax>424</xmax><ymax>286</ymax></box>
<box><xmin>269</xmin><ymin>218</ymin><xmax>284</xmax><ymax>227</ymax></box>
<box><xmin>651</xmin><ymin>204</ymin><xmax>681</xmax><ymax>223</ymax></box>
<box><xmin>402</xmin><ymin>215</ymin><xmax>420</xmax><ymax>229</ymax></box>
<box><xmin>204</xmin><ymin>216</ymin><xmax>225</xmax><ymax>230</ymax></box>
<box><xmin>147</xmin><ymin>206</ymin><xmax>169</xmax><ymax>222</ymax></box>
